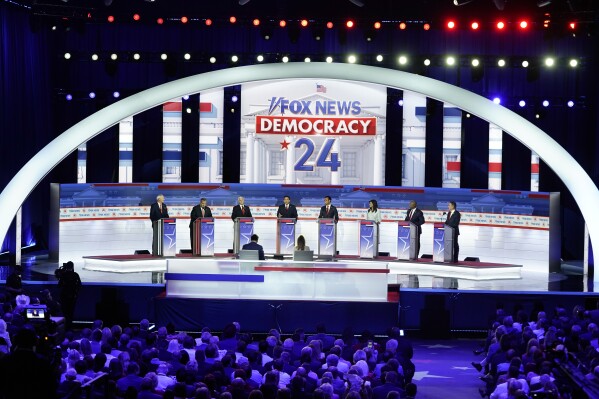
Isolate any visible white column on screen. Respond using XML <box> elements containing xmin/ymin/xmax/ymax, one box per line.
<box><xmin>246</xmin><ymin>133</ymin><xmax>255</xmax><ymax>183</ymax></box>
<box><xmin>374</xmin><ymin>135</ymin><xmax>383</xmax><ymax>186</ymax></box>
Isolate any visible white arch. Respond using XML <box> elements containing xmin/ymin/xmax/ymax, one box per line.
<box><xmin>1</xmin><ymin>63</ymin><xmax>597</xmax><ymax>270</ymax></box>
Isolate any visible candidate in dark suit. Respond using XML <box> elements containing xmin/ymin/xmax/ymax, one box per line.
<box><xmin>189</xmin><ymin>197</ymin><xmax>213</xmax><ymax>244</ymax></box>
<box><xmin>277</xmin><ymin>195</ymin><xmax>298</xmax><ymax>219</ymax></box>
<box><xmin>242</xmin><ymin>234</ymin><xmax>265</xmax><ymax>260</ymax></box>
<box><xmin>231</xmin><ymin>196</ymin><xmax>252</xmax><ymax>220</ymax></box>
<box><xmin>318</xmin><ymin>196</ymin><xmax>339</xmax><ymax>222</ymax></box>
<box><xmin>405</xmin><ymin>200</ymin><xmax>425</xmax><ymax>258</ymax></box>
<box><xmin>445</xmin><ymin>200</ymin><xmax>461</xmax><ymax>262</ymax></box>
<box><xmin>150</xmin><ymin>194</ymin><xmax>169</xmax><ymax>255</ymax></box>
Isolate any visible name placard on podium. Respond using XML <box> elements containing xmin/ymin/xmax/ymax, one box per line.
<box><xmin>318</xmin><ymin>218</ymin><xmax>336</xmax><ymax>257</ymax></box>
<box><xmin>397</xmin><ymin>221</ymin><xmax>418</xmax><ymax>260</ymax></box>
<box><xmin>359</xmin><ymin>220</ymin><xmax>378</xmax><ymax>259</ymax></box>
<box><xmin>233</xmin><ymin>217</ymin><xmax>254</xmax><ymax>254</ymax></box>
<box><xmin>433</xmin><ymin>223</ymin><xmax>455</xmax><ymax>262</ymax></box>
<box><xmin>276</xmin><ymin>218</ymin><xmax>296</xmax><ymax>255</ymax></box>
<box><xmin>193</xmin><ymin>218</ymin><xmax>215</xmax><ymax>256</ymax></box>
<box><xmin>153</xmin><ymin>218</ymin><xmax>177</xmax><ymax>257</ymax></box>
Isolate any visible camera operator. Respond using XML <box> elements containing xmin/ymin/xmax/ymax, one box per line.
<box><xmin>56</xmin><ymin>261</ymin><xmax>81</xmax><ymax>329</ymax></box>
<box><xmin>5</xmin><ymin>264</ymin><xmax>24</xmax><ymax>303</ymax></box>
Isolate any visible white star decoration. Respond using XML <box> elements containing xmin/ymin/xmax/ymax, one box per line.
<box><xmin>398</xmin><ymin>229</ymin><xmax>410</xmax><ymax>255</ymax></box>
<box><xmin>281</xmin><ymin>230</ymin><xmax>295</xmax><ymax>251</ymax></box>
<box><xmin>202</xmin><ymin>225</ymin><xmax>214</xmax><ymax>249</ymax></box>
<box><xmin>412</xmin><ymin>371</ymin><xmax>451</xmax><ymax>381</ymax></box>
<box><xmin>321</xmin><ymin>226</ymin><xmax>335</xmax><ymax>250</ymax></box>
<box><xmin>164</xmin><ymin>228</ymin><xmax>176</xmax><ymax>250</ymax></box>
<box><xmin>421</xmin><ymin>344</ymin><xmax>455</xmax><ymax>349</ymax></box>
<box><xmin>362</xmin><ymin>227</ymin><xmax>373</xmax><ymax>252</ymax></box>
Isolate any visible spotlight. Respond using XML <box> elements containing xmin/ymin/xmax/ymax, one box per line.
<box><xmin>493</xmin><ymin>97</ymin><xmax>501</xmax><ymax>104</ymax></box>
<box><xmin>522</xmin><ymin>60</ymin><xmax>529</xmax><ymax>68</ymax></box>
<box><xmin>446</xmin><ymin>56</ymin><xmax>456</xmax><ymax>66</ymax></box>
<box><xmin>567</xmin><ymin>100</ymin><xmax>574</xmax><ymax>107</ymax></box>
<box><xmin>230</xmin><ymin>16</ymin><xmax>237</xmax><ymax>24</ymax></box>
<box><xmin>423</xmin><ymin>23</ymin><xmax>431</xmax><ymax>30</ymax></box>
<box><xmin>253</xmin><ymin>19</ymin><xmax>260</xmax><ymax>26</ymax></box>
<box><xmin>519</xmin><ymin>20</ymin><xmax>528</xmax><ymax>29</ymax></box>
<box><xmin>496</xmin><ymin>21</ymin><xmax>505</xmax><ymax>30</ymax></box>
<box><xmin>231</xmin><ymin>55</ymin><xmax>239</xmax><ymax>62</ymax></box>
<box><xmin>542</xmin><ymin>100</ymin><xmax>549</xmax><ymax>107</ymax></box>
<box><xmin>471</xmin><ymin>58</ymin><xmax>480</xmax><ymax>67</ymax></box>
<box><xmin>205</xmin><ymin>19</ymin><xmax>212</xmax><ymax>26</ymax></box>
<box><xmin>231</xmin><ymin>95</ymin><xmax>238</xmax><ymax>103</ymax></box>
<box><xmin>52</xmin><ymin>26</ymin><xmax>57</xmax><ymax>30</ymax></box>
<box><xmin>346</xmin><ymin>20</ymin><xmax>354</xmax><ymax>28</ymax></box>
<box><xmin>398</xmin><ymin>55</ymin><xmax>407</xmax><ymax>65</ymax></box>
<box><xmin>91</xmin><ymin>54</ymin><xmax>98</xmax><ymax>61</ymax></box>
<box><xmin>64</xmin><ymin>53</ymin><xmax>71</xmax><ymax>59</ymax></box>
<box><xmin>256</xmin><ymin>55</ymin><xmax>264</xmax><ymax>62</ymax></box>
<box><xmin>424</xmin><ymin>58</ymin><xmax>431</xmax><ymax>66</ymax></box>
<box><xmin>89</xmin><ymin>92</ymin><xmax>96</xmax><ymax>99</ymax></box>
<box><xmin>398</xmin><ymin>99</ymin><xmax>404</xmax><ymax>106</ymax></box>
<box><xmin>399</xmin><ymin>22</ymin><xmax>407</xmax><ymax>30</ymax></box>
<box><xmin>279</xmin><ymin>20</ymin><xmax>287</xmax><ymax>27</ymax></box>
<box><xmin>161</xmin><ymin>53</ymin><xmax>168</xmax><ymax>60</ymax></box>
<box><xmin>471</xmin><ymin>22</ymin><xmax>479</xmax><ymax>30</ymax></box>
<box><xmin>544</xmin><ymin>57</ymin><xmax>555</xmax><ymax>67</ymax></box>
<box><xmin>111</xmin><ymin>53</ymin><xmax>118</xmax><ymax>60</ymax></box>
<box><xmin>157</xmin><ymin>18</ymin><xmax>164</xmax><ymax>25</ymax></box>
<box><xmin>447</xmin><ymin>20</ymin><xmax>456</xmax><ymax>29</ymax></box>
<box><xmin>300</xmin><ymin>19</ymin><xmax>308</xmax><ymax>27</ymax></box>
<box><xmin>519</xmin><ymin>100</ymin><xmax>526</xmax><ymax>107</ymax></box>
<box><xmin>569</xmin><ymin>22</ymin><xmax>576</xmax><ymax>30</ymax></box>
<box><xmin>376</xmin><ymin>54</ymin><xmax>383</xmax><ymax>62</ymax></box>
<box><xmin>348</xmin><ymin>55</ymin><xmax>357</xmax><ymax>64</ymax></box>
<box><xmin>113</xmin><ymin>91</ymin><xmax>120</xmax><ymax>98</ymax></box>
<box><xmin>537</xmin><ymin>0</ymin><xmax>552</xmax><ymax>6</ymax></box>
<box><xmin>304</xmin><ymin>57</ymin><xmax>311</xmax><ymax>63</ymax></box>
<box><xmin>535</xmin><ymin>113</ymin><xmax>541</xmax><ymax>119</ymax></box>
<box><xmin>498</xmin><ymin>59</ymin><xmax>506</xmax><ymax>67</ymax></box>
<box><xmin>181</xmin><ymin>16</ymin><xmax>188</xmax><ymax>24</ymax></box>
<box><xmin>326</xmin><ymin>21</ymin><xmax>334</xmax><ymax>29</ymax></box>
<box><xmin>133</xmin><ymin>53</ymin><xmax>140</xmax><ymax>60</ymax></box>
<box><xmin>107</xmin><ymin>15</ymin><xmax>115</xmax><ymax>23</ymax></box>
<box><xmin>182</xmin><ymin>95</ymin><xmax>189</xmax><ymax>100</ymax></box>
<box><xmin>186</xmin><ymin>108</ymin><xmax>192</xmax><ymax>114</ymax></box>
<box><xmin>326</xmin><ymin>56</ymin><xmax>333</xmax><ymax>63</ymax></box>
<box><xmin>569</xmin><ymin>59</ymin><xmax>578</xmax><ymax>67</ymax></box>
<box><xmin>66</xmin><ymin>94</ymin><xmax>73</xmax><ymax>101</ymax></box>
<box><xmin>209</xmin><ymin>57</ymin><xmax>216</xmax><ymax>63</ymax></box>
<box><xmin>184</xmin><ymin>53</ymin><xmax>191</xmax><ymax>60</ymax></box>
<box><xmin>282</xmin><ymin>56</ymin><xmax>289</xmax><ymax>63</ymax></box>
<box><xmin>374</xmin><ymin>22</ymin><xmax>381</xmax><ymax>29</ymax></box>
<box><xmin>466</xmin><ymin>113</ymin><xmax>471</xmax><ymax>118</ymax></box>
<box><xmin>133</xmin><ymin>14</ymin><xmax>140</xmax><ymax>21</ymax></box>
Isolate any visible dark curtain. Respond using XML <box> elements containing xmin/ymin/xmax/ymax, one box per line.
<box><xmin>501</xmin><ymin>132</ymin><xmax>531</xmax><ymax>191</ymax></box>
<box><xmin>385</xmin><ymin>88</ymin><xmax>403</xmax><ymax>186</ymax></box>
<box><xmin>87</xmin><ymin>125</ymin><xmax>119</xmax><ymax>183</ymax></box>
<box><xmin>181</xmin><ymin>94</ymin><xmax>200</xmax><ymax>183</ymax></box>
<box><xmin>133</xmin><ymin>106</ymin><xmax>163</xmax><ymax>182</ymax></box>
<box><xmin>222</xmin><ymin>86</ymin><xmax>241</xmax><ymax>184</ymax></box>
<box><xmin>461</xmin><ymin>114</ymin><xmax>489</xmax><ymax>189</ymax></box>
<box><xmin>424</xmin><ymin>98</ymin><xmax>443</xmax><ymax>187</ymax></box>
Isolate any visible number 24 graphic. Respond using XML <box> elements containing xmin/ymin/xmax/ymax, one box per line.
<box><xmin>294</xmin><ymin>138</ymin><xmax>341</xmax><ymax>172</ymax></box>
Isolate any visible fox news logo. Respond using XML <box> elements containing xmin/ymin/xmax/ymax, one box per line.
<box><xmin>268</xmin><ymin>97</ymin><xmax>361</xmax><ymax>116</ymax></box>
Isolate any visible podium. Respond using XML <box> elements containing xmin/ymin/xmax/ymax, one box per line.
<box><xmin>193</xmin><ymin>218</ymin><xmax>215</xmax><ymax>256</ymax></box>
<box><xmin>317</xmin><ymin>218</ymin><xmax>336</xmax><ymax>258</ymax></box>
<box><xmin>433</xmin><ymin>223</ymin><xmax>455</xmax><ymax>262</ymax></box>
<box><xmin>152</xmin><ymin>218</ymin><xmax>177</xmax><ymax>257</ymax></box>
<box><xmin>233</xmin><ymin>217</ymin><xmax>254</xmax><ymax>254</ymax></box>
<box><xmin>397</xmin><ymin>221</ymin><xmax>418</xmax><ymax>260</ymax></box>
<box><xmin>359</xmin><ymin>220</ymin><xmax>378</xmax><ymax>259</ymax></box>
<box><xmin>276</xmin><ymin>218</ymin><xmax>296</xmax><ymax>255</ymax></box>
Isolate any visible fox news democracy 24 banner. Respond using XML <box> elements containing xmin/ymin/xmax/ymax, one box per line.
<box><xmin>240</xmin><ymin>80</ymin><xmax>387</xmax><ymax>186</ymax></box>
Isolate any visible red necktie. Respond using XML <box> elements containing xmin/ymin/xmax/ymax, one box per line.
<box><xmin>326</xmin><ymin>206</ymin><xmax>330</xmax><ymax>215</ymax></box>
<box><xmin>286</xmin><ymin>205</ymin><xmax>288</xmax><ymax>211</ymax></box>
<box><xmin>241</xmin><ymin>206</ymin><xmax>245</xmax><ymax>216</ymax></box>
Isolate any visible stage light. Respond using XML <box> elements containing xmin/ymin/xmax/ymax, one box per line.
<box><xmin>184</xmin><ymin>53</ymin><xmax>191</xmax><ymax>60</ymax></box>
<box><xmin>323</xmin><ymin>56</ymin><xmax>331</xmax><ymax>63</ymax></box>
<box><xmin>257</xmin><ymin>55</ymin><xmax>264</xmax><ymax>62</ymax></box>
<box><xmin>157</xmin><ymin>18</ymin><xmax>164</xmax><ymax>25</ymax></box>
<box><xmin>304</xmin><ymin>57</ymin><xmax>311</xmax><ymax>63</ymax></box>
<box><xmin>398</xmin><ymin>99</ymin><xmax>404</xmax><ymax>106</ymax></box>
<box><xmin>64</xmin><ymin>53</ymin><xmax>71</xmax><ymax>60</ymax></box>
<box><xmin>496</xmin><ymin>21</ymin><xmax>505</xmax><ymax>30</ymax></box>
<box><xmin>205</xmin><ymin>19</ymin><xmax>213</xmax><ymax>26</ymax></box>
<box><xmin>399</xmin><ymin>22</ymin><xmax>407</xmax><ymax>30</ymax></box>
<box><xmin>535</xmin><ymin>113</ymin><xmax>540</xmax><ymax>119</ymax></box>
<box><xmin>423</xmin><ymin>23</ymin><xmax>431</xmax><ymax>31</ymax></box>
<box><xmin>89</xmin><ymin>92</ymin><xmax>96</xmax><ymax>99</ymax></box>
<box><xmin>181</xmin><ymin>16</ymin><xmax>188</xmax><ymax>24</ymax></box>
<box><xmin>424</xmin><ymin>58</ymin><xmax>431</xmax><ymax>66</ymax></box>
<box><xmin>446</xmin><ymin>56</ymin><xmax>455</xmax><ymax>66</ymax></box>
<box><xmin>569</xmin><ymin>59</ymin><xmax>578</xmax><ymax>67</ymax></box>
<box><xmin>107</xmin><ymin>15</ymin><xmax>115</xmax><ymax>23</ymax></box>
<box><xmin>326</xmin><ymin>21</ymin><xmax>334</xmax><ymax>29</ymax></box>
<box><xmin>161</xmin><ymin>53</ymin><xmax>168</xmax><ymax>60</ymax></box>
<box><xmin>374</xmin><ymin>21</ymin><xmax>381</xmax><ymax>29</ymax></box>
<box><xmin>447</xmin><ymin>20</ymin><xmax>456</xmax><ymax>29</ymax></box>
<box><xmin>569</xmin><ymin>22</ymin><xmax>576</xmax><ymax>30</ymax></box>
<box><xmin>253</xmin><ymin>19</ymin><xmax>260</xmax><ymax>26</ymax></box>
<box><xmin>519</xmin><ymin>20</ymin><xmax>528</xmax><ymax>29</ymax></box>
<box><xmin>471</xmin><ymin>22</ymin><xmax>479</xmax><ymax>30</ymax></box>
<box><xmin>348</xmin><ymin>55</ymin><xmax>357</xmax><ymax>64</ymax></box>
<box><xmin>398</xmin><ymin>55</ymin><xmax>407</xmax><ymax>65</ymax></box>
<box><xmin>545</xmin><ymin>57</ymin><xmax>555</xmax><ymax>67</ymax></box>
<box><xmin>133</xmin><ymin>14</ymin><xmax>140</xmax><ymax>21</ymax></box>
<box><xmin>209</xmin><ymin>57</ymin><xmax>216</xmax><ymax>63</ymax></box>
<box><xmin>567</xmin><ymin>100</ymin><xmax>574</xmax><ymax>107</ymax></box>
<box><xmin>232</xmin><ymin>95</ymin><xmax>238</xmax><ymax>103</ymax></box>
<box><xmin>186</xmin><ymin>108</ymin><xmax>192</xmax><ymax>114</ymax></box>
<box><xmin>133</xmin><ymin>53</ymin><xmax>140</xmax><ymax>60</ymax></box>
<box><xmin>182</xmin><ymin>95</ymin><xmax>189</xmax><ymax>100</ymax></box>
<box><xmin>66</xmin><ymin>94</ymin><xmax>73</xmax><ymax>101</ymax></box>
<box><xmin>376</xmin><ymin>54</ymin><xmax>383</xmax><ymax>62</ymax></box>
<box><xmin>471</xmin><ymin>58</ymin><xmax>480</xmax><ymax>67</ymax></box>
<box><xmin>111</xmin><ymin>53</ymin><xmax>118</xmax><ymax>60</ymax></box>
<box><xmin>522</xmin><ymin>60</ymin><xmax>529</xmax><ymax>68</ymax></box>
<box><xmin>346</xmin><ymin>20</ymin><xmax>354</xmax><ymax>28</ymax></box>
<box><xmin>279</xmin><ymin>20</ymin><xmax>287</xmax><ymax>28</ymax></box>
<box><xmin>91</xmin><ymin>54</ymin><xmax>98</xmax><ymax>61</ymax></box>
<box><xmin>519</xmin><ymin>100</ymin><xmax>526</xmax><ymax>107</ymax></box>
<box><xmin>466</xmin><ymin>113</ymin><xmax>471</xmax><ymax>118</ymax></box>
<box><xmin>542</xmin><ymin>100</ymin><xmax>549</xmax><ymax>107</ymax></box>
<box><xmin>543</xmin><ymin>19</ymin><xmax>550</xmax><ymax>28</ymax></box>
<box><xmin>230</xmin><ymin>16</ymin><xmax>237</xmax><ymax>24</ymax></box>
<box><xmin>52</xmin><ymin>26</ymin><xmax>57</xmax><ymax>30</ymax></box>
<box><xmin>231</xmin><ymin>55</ymin><xmax>239</xmax><ymax>62</ymax></box>
<box><xmin>282</xmin><ymin>56</ymin><xmax>289</xmax><ymax>63</ymax></box>
<box><xmin>493</xmin><ymin>97</ymin><xmax>501</xmax><ymax>104</ymax></box>
<box><xmin>300</xmin><ymin>19</ymin><xmax>308</xmax><ymax>27</ymax></box>
<box><xmin>498</xmin><ymin>59</ymin><xmax>506</xmax><ymax>67</ymax></box>
<box><xmin>113</xmin><ymin>91</ymin><xmax>120</xmax><ymax>98</ymax></box>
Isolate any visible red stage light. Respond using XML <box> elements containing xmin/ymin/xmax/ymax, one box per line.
<box><xmin>496</xmin><ymin>21</ymin><xmax>505</xmax><ymax>30</ymax></box>
<box><xmin>399</xmin><ymin>22</ymin><xmax>406</xmax><ymax>30</ymax></box>
<box><xmin>157</xmin><ymin>18</ymin><xmax>164</xmax><ymax>25</ymax></box>
<box><xmin>107</xmin><ymin>15</ymin><xmax>114</xmax><ymax>23</ymax></box>
<box><xmin>374</xmin><ymin>21</ymin><xmax>381</xmax><ymax>29</ymax></box>
<box><xmin>133</xmin><ymin>14</ymin><xmax>140</xmax><ymax>21</ymax></box>
<box><xmin>447</xmin><ymin>20</ymin><xmax>456</xmax><ymax>29</ymax></box>
<box><xmin>279</xmin><ymin>20</ymin><xmax>287</xmax><ymax>27</ymax></box>
<box><xmin>300</xmin><ymin>19</ymin><xmax>309</xmax><ymax>27</ymax></box>
<box><xmin>569</xmin><ymin>22</ymin><xmax>576</xmax><ymax>29</ymax></box>
<box><xmin>471</xmin><ymin>22</ymin><xmax>479</xmax><ymax>30</ymax></box>
<box><xmin>346</xmin><ymin>20</ymin><xmax>354</xmax><ymax>28</ymax></box>
<box><xmin>205</xmin><ymin>19</ymin><xmax>212</xmax><ymax>26</ymax></box>
<box><xmin>181</xmin><ymin>16</ymin><xmax>188</xmax><ymax>24</ymax></box>
<box><xmin>423</xmin><ymin>23</ymin><xmax>430</xmax><ymax>31</ymax></box>
<box><xmin>519</xmin><ymin>20</ymin><xmax>528</xmax><ymax>29</ymax></box>
<box><xmin>326</xmin><ymin>21</ymin><xmax>334</xmax><ymax>29</ymax></box>
<box><xmin>253</xmin><ymin>19</ymin><xmax>260</xmax><ymax>26</ymax></box>
<box><xmin>230</xmin><ymin>16</ymin><xmax>237</xmax><ymax>24</ymax></box>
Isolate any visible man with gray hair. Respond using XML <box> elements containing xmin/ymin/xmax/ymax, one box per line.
<box><xmin>150</xmin><ymin>194</ymin><xmax>169</xmax><ymax>255</ymax></box>
<box><xmin>231</xmin><ymin>196</ymin><xmax>252</xmax><ymax>220</ymax></box>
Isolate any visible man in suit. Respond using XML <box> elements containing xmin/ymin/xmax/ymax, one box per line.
<box><xmin>405</xmin><ymin>200</ymin><xmax>425</xmax><ymax>258</ymax></box>
<box><xmin>318</xmin><ymin>196</ymin><xmax>339</xmax><ymax>222</ymax></box>
<box><xmin>231</xmin><ymin>196</ymin><xmax>252</xmax><ymax>220</ymax></box>
<box><xmin>242</xmin><ymin>234</ymin><xmax>265</xmax><ymax>260</ymax></box>
<box><xmin>189</xmin><ymin>197</ymin><xmax>213</xmax><ymax>245</ymax></box>
<box><xmin>150</xmin><ymin>194</ymin><xmax>169</xmax><ymax>255</ymax></box>
<box><xmin>372</xmin><ymin>371</ymin><xmax>405</xmax><ymax>399</ymax></box>
<box><xmin>445</xmin><ymin>200</ymin><xmax>461</xmax><ymax>262</ymax></box>
<box><xmin>277</xmin><ymin>195</ymin><xmax>298</xmax><ymax>219</ymax></box>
